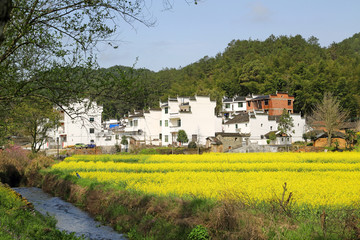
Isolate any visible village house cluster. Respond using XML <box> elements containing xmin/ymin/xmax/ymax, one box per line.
<box><xmin>41</xmin><ymin>91</ymin><xmax>311</xmax><ymax>152</ymax></box>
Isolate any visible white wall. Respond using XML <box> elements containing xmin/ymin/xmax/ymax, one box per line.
<box><xmin>61</xmin><ymin>100</ymin><xmax>103</xmax><ymax>147</ymax></box>
<box><xmin>144</xmin><ymin>110</ymin><xmax>162</xmax><ymax>145</ymax></box>
<box><xmin>223</xmin><ymin>112</ymin><xmax>306</xmax><ymax>145</ymax></box>
<box><xmin>233</xmin><ymin>101</ymin><xmax>247</xmax><ymax>112</ymax></box>
<box><xmin>160</xmin><ymin>96</ymin><xmax>222</xmax><ymax>146</ymax></box>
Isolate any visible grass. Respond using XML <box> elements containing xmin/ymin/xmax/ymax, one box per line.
<box><xmin>3</xmin><ymin>147</ymin><xmax>360</xmax><ymax>239</ymax></box>
<box><xmin>0</xmin><ymin>183</ymin><xmax>84</xmax><ymax>240</ymax></box>
<box><xmin>41</xmin><ymin>168</ymin><xmax>360</xmax><ymax>240</ymax></box>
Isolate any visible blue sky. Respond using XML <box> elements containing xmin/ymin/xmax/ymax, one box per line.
<box><xmin>96</xmin><ymin>0</ymin><xmax>360</xmax><ymax>72</ymax></box>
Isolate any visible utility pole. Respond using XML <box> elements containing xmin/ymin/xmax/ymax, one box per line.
<box><xmin>56</xmin><ymin>137</ymin><xmax>59</xmax><ymax>159</ymax></box>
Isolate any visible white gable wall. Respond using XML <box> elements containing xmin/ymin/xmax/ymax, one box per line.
<box><xmin>61</xmin><ymin>100</ymin><xmax>103</xmax><ymax>147</ymax></box>
<box><xmin>223</xmin><ymin>113</ymin><xmax>306</xmax><ymax>145</ymax></box>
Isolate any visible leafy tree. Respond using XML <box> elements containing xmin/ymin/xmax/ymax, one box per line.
<box><xmin>176</xmin><ymin>130</ymin><xmax>188</xmax><ymax>145</ymax></box>
<box><xmin>10</xmin><ymin>97</ymin><xmax>60</xmax><ymax>153</ymax></box>
<box><xmin>269</xmin><ymin>131</ymin><xmax>276</xmax><ymax>141</ymax></box>
<box><xmin>278</xmin><ymin>109</ymin><xmax>294</xmax><ymax>136</ymax></box>
<box><xmin>121</xmin><ymin>135</ymin><xmax>128</xmax><ymax>145</ymax></box>
<box><xmin>345</xmin><ymin>129</ymin><xmax>357</xmax><ymax>149</ymax></box>
<box><xmin>309</xmin><ymin>92</ymin><xmax>349</xmax><ymax>147</ymax></box>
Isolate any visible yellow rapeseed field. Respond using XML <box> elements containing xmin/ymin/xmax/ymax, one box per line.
<box><xmin>53</xmin><ymin>152</ymin><xmax>360</xmax><ymax>207</ymax></box>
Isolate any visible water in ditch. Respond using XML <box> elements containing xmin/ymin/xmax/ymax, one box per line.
<box><xmin>13</xmin><ymin>187</ymin><xmax>126</xmax><ymax>240</ymax></box>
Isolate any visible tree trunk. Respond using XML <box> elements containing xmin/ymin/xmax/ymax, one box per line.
<box><xmin>327</xmin><ymin>131</ymin><xmax>332</xmax><ymax>148</ymax></box>
<box><xmin>0</xmin><ymin>0</ymin><xmax>12</xmax><ymax>43</ymax></box>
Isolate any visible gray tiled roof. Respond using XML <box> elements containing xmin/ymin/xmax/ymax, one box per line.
<box><xmin>224</xmin><ymin>113</ymin><xmax>249</xmax><ymax>124</ymax></box>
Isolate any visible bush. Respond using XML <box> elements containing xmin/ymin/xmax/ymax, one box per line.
<box><xmin>115</xmin><ymin>144</ymin><xmax>121</xmax><ymax>153</ymax></box>
<box><xmin>269</xmin><ymin>132</ymin><xmax>276</xmax><ymax>141</ymax></box>
<box><xmin>266</xmin><ymin>139</ymin><xmax>271</xmax><ymax>145</ymax></box>
<box><xmin>187</xmin><ymin>225</ymin><xmax>210</xmax><ymax>240</ymax></box>
<box><xmin>188</xmin><ymin>141</ymin><xmax>197</xmax><ymax>149</ymax></box>
<box><xmin>138</xmin><ymin>148</ymin><xmax>158</xmax><ymax>154</ymax></box>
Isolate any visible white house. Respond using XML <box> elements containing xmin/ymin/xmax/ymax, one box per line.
<box><xmin>222</xmin><ymin>96</ymin><xmax>247</xmax><ymax>119</ymax></box>
<box><xmin>124</xmin><ymin>109</ymin><xmax>162</xmax><ymax>146</ymax></box>
<box><xmin>160</xmin><ymin>96</ymin><xmax>222</xmax><ymax>146</ymax></box>
<box><xmin>58</xmin><ymin>99</ymin><xmax>101</xmax><ymax>147</ymax></box>
<box><xmin>223</xmin><ymin>111</ymin><xmax>306</xmax><ymax>145</ymax></box>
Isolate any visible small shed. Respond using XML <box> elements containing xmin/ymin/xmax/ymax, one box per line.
<box><xmin>206</xmin><ymin>137</ymin><xmax>223</xmax><ymax>152</ymax></box>
<box><xmin>264</xmin><ymin>131</ymin><xmax>292</xmax><ymax>145</ymax></box>
<box><xmin>214</xmin><ymin>132</ymin><xmax>250</xmax><ymax>152</ymax></box>
<box><xmin>313</xmin><ymin>131</ymin><xmax>346</xmax><ymax>148</ymax></box>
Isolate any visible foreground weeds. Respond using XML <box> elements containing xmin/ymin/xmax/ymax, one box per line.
<box><xmin>0</xmin><ymin>145</ymin><xmax>55</xmax><ymax>187</ymax></box>
<box><xmin>0</xmin><ymin>182</ymin><xmax>83</xmax><ymax>239</ymax></box>
<box><xmin>41</xmin><ymin>171</ymin><xmax>360</xmax><ymax>240</ymax></box>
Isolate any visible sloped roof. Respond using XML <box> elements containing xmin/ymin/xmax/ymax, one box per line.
<box><xmin>251</xmin><ymin>95</ymin><xmax>270</xmax><ymax>101</ymax></box>
<box><xmin>224</xmin><ymin>113</ymin><xmax>249</xmax><ymax>124</ymax></box>
<box><xmin>234</xmin><ymin>96</ymin><xmax>246</xmax><ymax>101</ymax></box>
<box><xmin>264</xmin><ymin>131</ymin><xmax>291</xmax><ymax>138</ymax></box>
<box><xmin>206</xmin><ymin>136</ymin><xmax>222</xmax><ymax>145</ymax></box>
<box><xmin>215</xmin><ymin>132</ymin><xmax>250</xmax><ymax>137</ymax></box>
<box><xmin>268</xmin><ymin>115</ymin><xmax>282</xmax><ymax>123</ymax></box>
<box><xmin>340</xmin><ymin>122</ymin><xmax>358</xmax><ymax>130</ymax></box>
<box><xmin>314</xmin><ymin>131</ymin><xmax>346</xmax><ymax>139</ymax></box>
<box><xmin>223</xmin><ymin>98</ymin><xmax>233</xmax><ymax>103</ymax></box>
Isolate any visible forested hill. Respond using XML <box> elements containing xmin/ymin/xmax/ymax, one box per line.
<box><xmin>98</xmin><ymin>33</ymin><xmax>360</xmax><ymax>119</ymax></box>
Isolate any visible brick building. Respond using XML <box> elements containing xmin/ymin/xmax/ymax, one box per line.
<box><xmin>246</xmin><ymin>91</ymin><xmax>294</xmax><ymax>116</ymax></box>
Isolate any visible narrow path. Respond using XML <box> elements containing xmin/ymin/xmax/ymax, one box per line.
<box><xmin>13</xmin><ymin>187</ymin><xmax>126</xmax><ymax>240</ymax></box>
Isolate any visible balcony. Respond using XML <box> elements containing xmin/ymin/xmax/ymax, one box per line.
<box><xmin>169</xmin><ymin>126</ymin><xmax>181</xmax><ymax>133</ymax></box>
<box><xmin>169</xmin><ymin>112</ymin><xmax>180</xmax><ymax>119</ymax></box>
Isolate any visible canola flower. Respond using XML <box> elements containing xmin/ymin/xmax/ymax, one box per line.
<box><xmin>54</xmin><ymin>152</ymin><xmax>360</xmax><ymax>207</ymax></box>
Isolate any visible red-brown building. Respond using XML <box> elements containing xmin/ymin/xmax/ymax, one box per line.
<box><xmin>246</xmin><ymin>92</ymin><xmax>294</xmax><ymax>116</ymax></box>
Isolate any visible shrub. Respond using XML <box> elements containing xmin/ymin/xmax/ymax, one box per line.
<box><xmin>115</xmin><ymin>144</ymin><xmax>121</xmax><ymax>153</ymax></box>
<box><xmin>266</xmin><ymin>139</ymin><xmax>271</xmax><ymax>145</ymax></box>
<box><xmin>138</xmin><ymin>148</ymin><xmax>158</xmax><ymax>155</ymax></box>
<box><xmin>187</xmin><ymin>225</ymin><xmax>210</xmax><ymax>240</ymax></box>
<box><xmin>269</xmin><ymin>132</ymin><xmax>276</xmax><ymax>141</ymax></box>
<box><xmin>188</xmin><ymin>141</ymin><xmax>197</xmax><ymax>149</ymax></box>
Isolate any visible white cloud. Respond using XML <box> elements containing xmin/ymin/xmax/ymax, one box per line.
<box><xmin>249</xmin><ymin>1</ymin><xmax>272</xmax><ymax>22</ymax></box>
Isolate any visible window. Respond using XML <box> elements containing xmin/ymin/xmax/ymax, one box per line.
<box><xmin>270</xmin><ymin>126</ymin><xmax>272</xmax><ymax>130</ymax></box>
<box><xmin>90</xmin><ymin>128</ymin><xmax>95</xmax><ymax>134</ymax></box>
<box><xmin>159</xmin><ymin>134</ymin><xmax>162</xmax><ymax>140</ymax></box>
<box><xmin>130</xmin><ymin>121</ymin><xmax>133</xmax><ymax>127</ymax></box>
<box><xmin>264</xmin><ymin>99</ymin><xmax>269</xmax><ymax>105</ymax></box>
<box><xmin>115</xmin><ymin>135</ymin><xmax>119</xmax><ymax>140</ymax></box>
<box><xmin>165</xmin><ymin>135</ymin><xmax>169</xmax><ymax>142</ymax></box>
<box><xmin>133</xmin><ymin>120</ymin><xmax>138</xmax><ymax>127</ymax></box>
<box><xmin>177</xmin><ymin>119</ymin><xmax>181</xmax><ymax>127</ymax></box>
<box><xmin>90</xmin><ymin>139</ymin><xmax>94</xmax><ymax>143</ymax></box>
<box><xmin>105</xmin><ymin>136</ymin><xmax>112</xmax><ymax>141</ymax></box>
<box><xmin>235</xmin><ymin>124</ymin><xmax>238</xmax><ymax>129</ymax></box>
<box><xmin>288</xmin><ymin>100</ymin><xmax>291</xmax><ymax>105</ymax></box>
<box><xmin>192</xmin><ymin>134</ymin><xmax>197</xmax><ymax>142</ymax></box>
<box><xmin>165</xmin><ymin>107</ymin><xmax>168</xmax><ymax>114</ymax></box>
<box><xmin>89</xmin><ymin>117</ymin><xmax>94</xmax><ymax>122</ymax></box>
<box><xmin>245</xmin><ymin>123</ymin><xmax>248</xmax><ymax>127</ymax></box>
<box><xmin>261</xmin><ymin>124</ymin><xmax>263</xmax><ymax>127</ymax></box>
<box><xmin>165</xmin><ymin>120</ymin><xmax>168</xmax><ymax>127</ymax></box>
<box><xmin>247</xmin><ymin>101</ymin><xmax>251</xmax><ymax>107</ymax></box>
<box><xmin>160</xmin><ymin>120</ymin><xmax>162</xmax><ymax>126</ymax></box>
<box><xmin>225</xmin><ymin>103</ymin><xmax>230</xmax><ymax>108</ymax></box>
<box><xmin>238</xmin><ymin>102</ymin><xmax>243</xmax><ymax>108</ymax></box>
